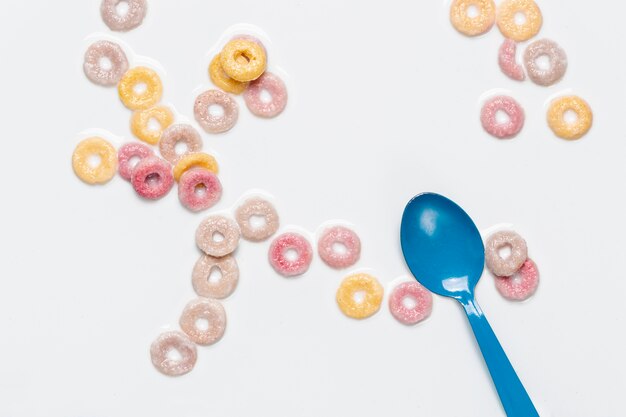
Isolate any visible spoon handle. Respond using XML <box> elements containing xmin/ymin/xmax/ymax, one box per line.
<box><xmin>461</xmin><ymin>297</ymin><xmax>539</xmax><ymax>417</ymax></box>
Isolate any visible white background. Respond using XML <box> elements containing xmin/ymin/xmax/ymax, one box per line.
<box><xmin>0</xmin><ymin>1</ymin><xmax>624</xmax><ymax>416</ymax></box>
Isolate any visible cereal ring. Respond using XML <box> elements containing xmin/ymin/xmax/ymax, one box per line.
<box><xmin>231</xmin><ymin>34</ymin><xmax>267</xmax><ymax>57</ymax></box>
<box><xmin>194</xmin><ymin>89</ymin><xmax>239</xmax><ymax>134</ymax></box>
<box><xmin>336</xmin><ymin>273</ymin><xmax>384</xmax><ymax>319</ymax></box>
<box><xmin>173</xmin><ymin>152</ymin><xmax>219</xmax><ymax>181</ymax></box>
<box><xmin>235</xmin><ymin>197</ymin><xmax>280</xmax><ymax>242</ymax></box>
<box><xmin>159</xmin><ymin>124</ymin><xmax>203</xmax><ymax>164</ymax></box>
<box><xmin>480</xmin><ymin>95</ymin><xmax>525</xmax><ymax>139</ymax></box>
<box><xmin>244</xmin><ymin>72</ymin><xmax>288</xmax><ymax>118</ymax></box>
<box><xmin>178</xmin><ymin>168</ymin><xmax>222</xmax><ymax>212</ymax></box>
<box><xmin>83</xmin><ymin>40</ymin><xmax>129</xmax><ymax>87</ymax></box>
<box><xmin>495</xmin><ymin>258</ymin><xmax>539</xmax><ymax>301</ymax></box>
<box><xmin>524</xmin><ymin>39</ymin><xmax>567</xmax><ymax>86</ymax></box>
<box><xmin>130</xmin><ymin>156</ymin><xmax>174</xmax><ymax>200</ymax></box>
<box><xmin>100</xmin><ymin>0</ymin><xmax>147</xmax><ymax>32</ymax></box>
<box><xmin>192</xmin><ymin>254</ymin><xmax>239</xmax><ymax>299</ymax></box>
<box><xmin>220</xmin><ymin>39</ymin><xmax>267</xmax><ymax>82</ymax></box>
<box><xmin>130</xmin><ymin>105</ymin><xmax>174</xmax><ymax>145</ymax></box>
<box><xmin>547</xmin><ymin>95</ymin><xmax>593</xmax><ymax>140</ymax></box>
<box><xmin>118</xmin><ymin>66</ymin><xmax>163</xmax><ymax>110</ymax></box>
<box><xmin>195</xmin><ymin>215</ymin><xmax>240</xmax><ymax>257</ymax></box>
<box><xmin>498</xmin><ymin>39</ymin><xmax>525</xmax><ymax>81</ymax></box>
<box><xmin>485</xmin><ymin>230</ymin><xmax>528</xmax><ymax>277</ymax></box>
<box><xmin>179</xmin><ymin>298</ymin><xmax>227</xmax><ymax>346</ymax></box>
<box><xmin>496</xmin><ymin>0</ymin><xmax>542</xmax><ymax>42</ymax></box>
<box><xmin>117</xmin><ymin>142</ymin><xmax>153</xmax><ymax>181</ymax></box>
<box><xmin>388</xmin><ymin>281</ymin><xmax>433</xmax><ymax>325</ymax></box>
<box><xmin>449</xmin><ymin>0</ymin><xmax>496</xmax><ymax>37</ymax></box>
<box><xmin>209</xmin><ymin>54</ymin><xmax>248</xmax><ymax>95</ymax></box>
<box><xmin>317</xmin><ymin>226</ymin><xmax>361</xmax><ymax>269</ymax></box>
<box><xmin>268</xmin><ymin>233</ymin><xmax>313</xmax><ymax>277</ymax></box>
<box><xmin>72</xmin><ymin>137</ymin><xmax>118</xmax><ymax>185</ymax></box>
<box><xmin>150</xmin><ymin>331</ymin><xmax>196</xmax><ymax>377</ymax></box>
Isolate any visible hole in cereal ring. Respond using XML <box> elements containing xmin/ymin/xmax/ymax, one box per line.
<box><xmin>166</xmin><ymin>347</ymin><xmax>182</xmax><ymax>362</ymax></box>
<box><xmin>208</xmin><ymin>104</ymin><xmax>225</xmax><ymax>118</ymax></box>
<box><xmin>174</xmin><ymin>141</ymin><xmax>188</xmax><ymax>155</ymax></box>
<box><xmin>332</xmin><ymin>242</ymin><xmax>348</xmax><ymax>255</ymax></box>
<box><xmin>88</xmin><ymin>154</ymin><xmax>102</xmax><ymax>168</ymax></box>
<box><xmin>353</xmin><ymin>290</ymin><xmax>366</xmax><ymax>304</ymax></box>
<box><xmin>259</xmin><ymin>89</ymin><xmax>273</xmax><ymax>104</ymax></box>
<box><xmin>195</xmin><ymin>318</ymin><xmax>210</xmax><ymax>331</ymax></box>
<box><xmin>133</xmin><ymin>82</ymin><xmax>147</xmax><ymax>95</ymax></box>
<box><xmin>535</xmin><ymin>54</ymin><xmax>551</xmax><ymax>71</ymax></box>
<box><xmin>498</xmin><ymin>244</ymin><xmax>512</xmax><ymax>260</ymax></box>
<box><xmin>466</xmin><ymin>4</ymin><xmax>479</xmax><ymax>18</ymax></box>
<box><xmin>194</xmin><ymin>183</ymin><xmax>207</xmax><ymax>196</ymax></box>
<box><xmin>212</xmin><ymin>231</ymin><xmax>225</xmax><ymax>243</ymax></box>
<box><xmin>495</xmin><ymin>110</ymin><xmax>511</xmax><ymax>125</ymax></box>
<box><xmin>208</xmin><ymin>266</ymin><xmax>222</xmax><ymax>284</ymax></box>
<box><xmin>249</xmin><ymin>215</ymin><xmax>267</xmax><ymax>229</ymax></box>
<box><xmin>147</xmin><ymin>117</ymin><xmax>161</xmax><ymax>132</ymax></box>
<box><xmin>402</xmin><ymin>295</ymin><xmax>418</xmax><ymax>309</ymax></box>
<box><xmin>146</xmin><ymin>173</ymin><xmax>161</xmax><ymax>186</ymax></box>
<box><xmin>98</xmin><ymin>56</ymin><xmax>113</xmax><ymax>71</ymax></box>
<box><xmin>235</xmin><ymin>52</ymin><xmax>251</xmax><ymax>64</ymax></box>
<box><xmin>128</xmin><ymin>156</ymin><xmax>140</xmax><ymax>169</ymax></box>
<box><xmin>284</xmin><ymin>248</ymin><xmax>299</xmax><ymax>262</ymax></box>
<box><xmin>514</xmin><ymin>11</ymin><xmax>527</xmax><ymax>25</ymax></box>
<box><xmin>564</xmin><ymin>109</ymin><xmax>579</xmax><ymax>124</ymax></box>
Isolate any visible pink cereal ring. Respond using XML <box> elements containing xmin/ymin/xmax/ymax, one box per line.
<box><xmin>317</xmin><ymin>225</ymin><xmax>361</xmax><ymax>269</ymax></box>
<box><xmin>495</xmin><ymin>258</ymin><xmax>539</xmax><ymax>301</ymax></box>
<box><xmin>178</xmin><ymin>168</ymin><xmax>223</xmax><ymax>212</ymax></box>
<box><xmin>498</xmin><ymin>39</ymin><xmax>525</xmax><ymax>81</ymax></box>
<box><xmin>149</xmin><ymin>331</ymin><xmax>197</xmax><ymax>377</ymax></box>
<box><xmin>131</xmin><ymin>156</ymin><xmax>174</xmax><ymax>200</ymax></box>
<box><xmin>244</xmin><ymin>72</ymin><xmax>288</xmax><ymax>118</ymax></box>
<box><xmin>117</xmin><ymin>142</ymin><xmax>153</xmax><ymax>181</ymax></box>
<box><xmin>268</xmin><ymin>232</ymin><xmax>313</xmax><ymax>277</ymax></box>
<box><xmin>194</xmin><ymin>89</ymin><xmax>239</xmax><ymax>134</ymax></box>
<box><xmin>480</xmin><ymin>95</ymin><xmax>525</xmax><ymax>139</ymax></box>
<box><xmin>388</xmin><ymin>281</ymin><xmax>433</xmax><ymax>325</ymax></box>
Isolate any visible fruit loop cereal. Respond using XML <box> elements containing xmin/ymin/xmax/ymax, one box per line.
<box><xmin>317</xmin><ymin>226</ymin><xmax>361</xmax><ymax>269</ymax></box>
<box><xmin>196</xmin><ymin>215</ymin><xmax>241</xmax><ymax>257</ymax></box>
<box><xmin>150</xmin><ymin>331</ymin><xmax>197</xmax><ymax>377</ymax></box>
<box><xmin>100</xmin><ymin>0</ymin><xmax>147</xmax><ymax>32</ymax></box>
<box><xmin>83</xmin><ymin>40</ymin><xmax>129</xmax><ymax>87</ymax></box>
<box><xmin>173</xmin><ymin>152</ymin><xmax>219</xmax><ymax>181</ymax></box>
<box><xmin>268</xmin><ymin>232</ymin><xmax>313</xmax><ymax>277</ymax></box>
<box><xmin>496</xmin><ymin>0</ymin><xmax>542</xmax><ymax>42</ymax></box>
<box><xmin>495</xmin><ymin>258</ymin><xmax>539</xmax><ymax>301</ymax></box>
<box><xmin>498</xmin><ymin>39</ymin><xmax>525</xmax><ymax>81</ymax></box>
<box><xmin>118</xmin><ymin>66</ymin><xmax>163</xmax><ymax>110</ymax></box>
<box><xmin>388</xmin><ymin>281</ymin><xmax>433</xmax><ymax>325</ymax></box>
<box><xmin>231</xmin><ymin>34</ymin><xmax>267</xmax><ymax>57</ymax></box>
<box><xmin>235</xmin><ymin>197</ymin><xmax>280</xmax><ymax>242</ymax></box>
<box><xmin>336</xmin><ymin>273</ymin><xmax>384</xmax><ymax>319</ymax></box>
<box><xmin>192</xmin><ymin>254</ymin><xmax>239</xmax><ymax>299</ymax></box>
<box><xmin>159</xmin><ymin>124</ymin><xmax>203</xmax><ymax>164</ymax></box>
<box><xmin>547</xmin><ymin>95</ymin><xmax>593</xmax><ymax>140</ymax></box>
<box><xmin>209</xmin><ymin>54</ymin><xmax>248</xmax><ymax>95</ymax></box>
<box><xmin>178</xmin><ymin>169</ymin><xmax>223</xmax><ymax>212</ymax></box>
<box><xmin>449</xmin><ymin>0</ymin><xmax>496</xmax><ymax>37</ymax></box>
<box><xmin>130</xmin><ymin>156</ymin><xmax>174</xmax><ymax>200</ymax></box>
<box><xmin>194</xmin><ymin>89</ymin><xmax>239</xmax><ymax>134</ymax></box>
<box><xmin>179</xmin><ymin>298</ymin><xmax>227</xmax><ymax>346</ymax></box>
<box><xmin>72</xmin><ymin>137</ymin><xmax>118</xmax><ymax>185</ymax></box>
<box><xmin>485</xmin><ymin>230</ymin><xmax>528</xmax><ymax>277</ymax></box>
<box><xmin>244</xmin><ymin>72</ymin><xmax>288</xmax><ymax>118</ymax></box>
<box><xmin>524</xmin><ymin>39</ymin><xmax>568</xmax><ymax>86</ymax></box>
<box><xmin>130</xmin><ymin>105</ymin><xmax>174</xmax><ymax>145</ymax></box>
<box><xmin>117</xmin><ymin>142</ymin><xmax>153</xmax><ymax>181</ymax></box>
<box><xmin>220</xmin><ymin>39</ymin><xmax>267</xmax><ymax>82</ymax></box>
<box><xmin>480</xmin><ymin>95</ymin><xmax>525</xmax><ymax>139</ymax></box>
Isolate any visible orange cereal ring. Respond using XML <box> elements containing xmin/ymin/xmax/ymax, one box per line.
<box><xmin>547</xmin><ymin>95</ymin><xmax>593</xmax><ymax>140</ymax></box>
<box><xmin>118</xmin><ymin>66</ymin><xmax>163</xmax><ymax>110</ymax></box>
<box><xmin>72</xmin><ymin>137</ymin><xmax>118</xmax><ymax>185</ymax></box>
<box><xmin>130</xmin><ymin>105</ymin><xmax>174</xmax><ymax>145</ymax></box>
<box><xmin>496</xmin><ymin>0</ymin><xmax>542</xmax><ymax>42</ymax></box>
<box><xmin>219</xmin><ymin>39</ymin><xmax>267</xmax><ymax>82</ymax></box>
<box><xmin>449</xmin><ymin>0</ymin><xmax>496</xmax><ymax>36</ymax></box>
<box><xmin>209</xmin><ymin>53</ymin><xmax>248</xmax><ymax>94</ymax></box>
<box><xmin>336</xmin><ymin>273</ymin><xmax>384</xmax><ymax>319</ymax></box>
<box><xmin>173</xmin><ymin>152</ymin><xmax>219</xmax><ymax>181</ymax></box>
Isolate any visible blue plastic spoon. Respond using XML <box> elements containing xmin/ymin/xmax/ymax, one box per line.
<box><xmin>400</xmin><ymin>193</ymin><xmax>539</xmax><ymax>417</ymax></box>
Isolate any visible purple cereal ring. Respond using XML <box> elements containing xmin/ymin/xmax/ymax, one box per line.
<box><xmin>388</xmin><ymin>281</ymin><xmax>433</xmax><ymax>325</ymax></box>
<box><xmin>193</xmin><ymin>89</ymin><xmax>239</xmax><ymax>134</ymax></box>
<box><xmin>244</xmin><ymin>72</ymin><xmax>288</xmax><ymax>118</ymax></box>
<box><xmin>498</xmin><ymin>39</ymin><xmax>525</xmax><ymax>81</ymax></box>
<box><xmin>480</xmin><ymin>95</ymin><xmax>525</xmax><ymax>139</ymax></box>
<box><xmin>192</xmin><ymin>254</ymin><xmax>239</xmax><ymax>299</ymax></box>
<box><xmin>178</xmin><ymin>168</ymin><xmax>222</xmax><ymax>212</ymax></box>
<box><xmin>117</xmin><ymin>142</ymin><xmax>153</xmax><ymax>181</ymax></box>
<box><xmin>100</xmin><ymin>0</ymin><xmax>147</xmax><ymax>32</ymax></box>
<box><xmin>495</xmin><ymin>258</ymin><xmax>539</xmax><ymax>301</ymax></box>
<box><xmin>523</xmin><ymin>38</ymin><xmax>568</xmax><ymax>86</ymax></box>
<box><xmin>317</xmin><ymin>226</ymin><xmax>361</xmax><ymax>269</ymax></box>
<box><xmin>179</xmin><ymin>298</ymin><xmax>227</xmax><ymax>346</ymax></box>
<box><xmin>131</xmin><ymin>156</ymin><xmax>174</xmax><ymax>200</ymax></box>
<box><xmin>268</xmin><ymin>232</ymin><xmax>313</xmax><ymax>277</ymax></box>
<box><xmin>159</xmin><ymin>124</ymin><xmax>203</xmax><ymax>164</ymax></box>
<box><xmin>485</xmin><ymin>230</ymin><xmax>528</xmax><ymax>277</ymax></box>
<box><xmin>195</xmin><ymin>215</ymin><xmax>240</xmax><ymax>257</ymax></box>
<box><xmin>150</xmin><ymin>331</ymin><xmax>197</xmax><ymax>377</ymax></box>
<box><xmin>83</xmin><ymin>40</ymin><xmax>129</xmax><ymax>87</ymax></box>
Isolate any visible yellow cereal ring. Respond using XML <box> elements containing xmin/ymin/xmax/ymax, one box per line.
<box><xmin>547</xmin><ymin>95</ymin><xmax>593</xmax><ymax>140</ymax></box>
<box><xmin>130</xmin><ymin>105</ymin><xmax>174</xmax><ymax>145</ymax></box>
<box><xmin>449</xmin><ymin>0</ymin><xmax>496</xmax><ymax>37</ymax></box>
<box><xmin>220</xmin><ymin>39</ymin><xmax>267</xmax><ymax>82</ymax></box>
<box><xmin>72</xmin><ymin>137</ymin><xmax>118</xmax><ymax>185</ymax></box>
<box><xmin>496</xmin><ymin>0</ymin><xmax>542</xmax><ymax>42</ymax></box>
<box><xmin>336</xmin><ymin>273</ymin><xmax>384</xmax><ymax>319</ymax></box>
<box><xmin>209</xmin><ymin>53</ymin><xmax>249</xmax><ymax>94</ymax></box>
<box><xmin>173</xmin><ymin>152</ymin><xmax>219</xmax><ymax>181</ymax></box>
<box><xmin>118</xmin><ymin>66</ymin><xmax>163</xmax><ymax>110</ymax></box>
